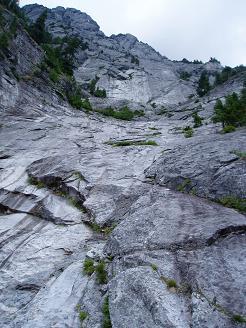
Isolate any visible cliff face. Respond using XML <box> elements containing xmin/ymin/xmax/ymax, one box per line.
<box><xmin>0</xmin><ymin>4</ymin><xmax>246</xmax><ymax>328</ymax></box>
<box><xmin>23</xmin><ymin>4</ymin><xmax>225</xmax><ymax>111</ymax></box>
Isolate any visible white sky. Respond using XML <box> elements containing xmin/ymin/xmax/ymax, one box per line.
<box><xmin>20</xmin><ymin>0</ymin><xmax>246</xmax><ymax>67</ymax></box>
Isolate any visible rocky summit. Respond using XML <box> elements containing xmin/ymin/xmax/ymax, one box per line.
<box><xmin>0</xmin><ymin>2</ymin><xmax>246</xmax><ymax>328</ymax></box>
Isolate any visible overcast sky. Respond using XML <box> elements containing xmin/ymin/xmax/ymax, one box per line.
<box><xmin>21</xmin><ymin>0</ymin><xmax>246</xmax><ymax>67</ymax></box>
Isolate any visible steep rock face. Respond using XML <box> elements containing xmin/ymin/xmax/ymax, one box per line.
<box><xmin>0</xmin><ymin>4</ymin><xmax>246</xmax><ymax>328</ymax></box>
<box><xmin>23</xmin><ymin>4</ymin><xmax>224</xmax><ymax>110</ymax></box>
<box><xmin>146</xmin><ymin>129</ymin><xmax>246</xmax><ymax>201</ymax></box>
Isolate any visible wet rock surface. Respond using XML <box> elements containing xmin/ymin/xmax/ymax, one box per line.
<box><xmin>146</xmin><ymin>129</ymin><xmax>246</xmax><ymax>201</ymax></box>
<box><xmin>0</xmin><ymin>102</ymin><xmax>245</xmax><ymax>327</ymax></box>
<box><xmin>0</xmin><ymin>5</ymin><xmax>245</xmax><ymax>328</ymax></box>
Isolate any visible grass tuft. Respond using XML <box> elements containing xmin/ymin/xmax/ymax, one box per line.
<box><xmin>151</xmin><ymin>264</ymin><xmax>158</xmax><ymax>271</ymax></box>
<box><xmin>105</xmin><ymin>140</ymin><xmax>158</xmax><ymax>147</ymax></box>
<box><xmin>102</xmin><ymin>296</ymin><xmax>112</xmax><ymax>328</ymax></box>
<box><xmin>230</xmin><ymin>150</ymin><xmax>246</xmax><ymax>160</ymax></box>
<box><xmin>183</xmin><ymin>126</ymin><xmax>194</xmax><ymax>138</ymax></box>
<box><xmin>83</xmin><ymin>258</ymin><xmax>95</xmax><ymax>276</ymax></box>
<box><xmin>79</xmin><ymin>311</ymin><xmax>88</xmax><ymax>322</ymax></box>
<box><xmin>219</xmin><ymin>196</ymin><xmax>246</xmax><ymax>213</ymax></box>
<box><xmin>95</xmin><ymin>261</ymin><xmax>108</xmax><ymax>284</ymax></box>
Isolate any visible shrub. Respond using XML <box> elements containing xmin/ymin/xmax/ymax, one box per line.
<box><xmin>83</xmin><ymin>258</ymin><xmax>95</xmax><ymax>276</ymax></box>
<box><xmin>192</xmin><ymin>112</ymin><xmax>203</xmax><ymax>128</ymax></box>
<box><xmin>131</xmin><ymin>55</ymin><xmax>139</xmax><ymax>65</ymax></box>
<box><xmin>183</xmin><ymin>126</ymin><xmax>194</xmax><ymax>138</ymax></box>
<box><xmin>95</xmin><ymin>261</ymin><xmax>107</xmax><ymax>284</ymax></box>
<box><xmin>81</xmin><ymin>99</ymin><xmax>92</xmax><ymax>111</ymax></box>
<box><xmin>89</xmin><ymin>76</ymin><xmax>99</xmax><ymax>94</ymax></box>
<box><xmin>219</xmin><ymin>196</ymin><xmax>246</xmax><ymax>213</ymax></box>
<box><xmin>49</xmin><ymin>69</ymin><xmax>59</xmax><ymax>83</ymax></box>
<box><xmin>94</xmin><ymin>87</ymin><xmax>107</xmax><ymax>98</ymax></box>
<box><xmin>197</xmin><ymin>71</ymin><xmax>210</xmax><ymax>96</ymax></box>
<box><xmin>28</xmin><ymin>176</ymin><xmax>45</xmax><ymax>189</ymax></box>
<box><xmin>0</xmin><ymin>33</ymin><xmax>9</xmax><ymax>49</ymax></box>
<box><xmin>96</xmin><ymin>106</ymin><xmax>137</xmax><ymax>121</ymax></box>
<box><xmin>180</xmin><ymin>71</ymin><xmax>191</xmax><ymax>80</ymax></box>
<box><xmin>177</xmin><ymin>178</ymin><xmax>191</xmax><ymax>192</ymax></box>
<box><xmin>102</xmin><ymin>296</ymin><xmax>112</xmax><ymax>328</ymax></box>
<box><xmin>232</xmin><ymin>314</ymin><xmax>246</xmax><ymax>323</ymax></box>
<box><xmin>222</xmin><ymin>125</ymin><xmax>236</xmax><ymax>133</ymax></box>
<box><xmin>79</xmin><ymin>311</ymin><xmax>88</xmax><ymax>322</ymax></box>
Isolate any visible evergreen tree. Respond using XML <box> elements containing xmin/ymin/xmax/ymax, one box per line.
<box><xmin>29</xmin><ymin>10</ymin><xmax>51</xmax><ymax>45</ymax></box>
<box><xmin>197</xmin><ymin>71</ymin><xmax>210</xmax><ymax>96</ymax></box>
<box><xmin>212</xmin><ymin>89</ymin><xmax>246</xmax><ymax>128</ymax></box>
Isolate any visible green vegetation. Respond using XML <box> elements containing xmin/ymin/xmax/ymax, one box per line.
<box><xmin>214</xmin><ymin>65</ymin><xmax>246</xmax><ymax>86</ymax></box>
<box><xmin>89</xmin><ymin>76</ymin><xmax>107</xmax><ymax>97</ymax></box>
<box><xmin>192</xmin><ymin>112</ymin><xmax>203</xmax><ymax>128</ymax></box>
<box><xmin>197</xmin><ymin>70</ymin><xmax>210</xmax><ymax>96</ymax></box>
<box><xmin>0</xmin><ymin>11</ymin><xmax>19</xmax><ymax>53</ymax></box>
<box><xmin>182</xmin><ymin>126</ymin><xmax>194</xmax><ymax>138</ymax></box>
<box><xmin>28</xmin><ymin>176</ymin><xmax>46</xmax><ymax>189</ymax></box>
<box><xmin>102</xmin><ymin>296</ymin><xmax>112</xmax><ymax>328</ymax></box>
<box><xmin>89</xmin><ymin>76</ymin><xmax>99</xmax><ymax>94</ymax></box>
<box><xmin>177</xmin><ymin>178</ymin><xmax>191</xmax><ymax>192</ymax></box>
<box><xmin>131</xmin><ymin>55</ymin><xmax>139</xmax><ymax>65</ymax></box>
<box><xmin>83</xmin><ymin>258</ymin><xmax>95</xmax><ymax>276</ymax></box>
<box><xmin>79</xmin><ymin>311</ymin><xmax>88</xmax><ymax>322</ymax></box>
<box><xmin>49</xmin><ymin>68</ymin><xmax>59</xmax><ymax>83</ymax></box>
<box><xmin>180</xmin><ymin>71</ymin><xmax>191</xmax><ymax>81</ymax></box>
<box><xmin>151</xmin><ymin>264</ymin><xmax>158</xmax><ymax>271</ymax></box>
<box><xmin>232</xmin><ymin>314</ymin><xmax>246</xmax><ymax>324</ymax></box>
<box><xmin>209</xmin><ymin>57</ymin><xmax>220</xmax><ymax>64</ymax></box>
<box><xmin>212</xmin><ymin>89</ymin><xmax>246</xmax><ymax>129</ymax></box>
<box><xmin>161</xmin><ymin>276</ymin><xmax>178</xmax><ymax>288</ymax></box>
<box><xmin>86</xmin><ymin>222</ymin><xmax>117</xmax><ymax>235</ymax></box>
<box><xmin>28</xmin><ymin>10</ymin><xmax>51</xmax><ymax>45</ymax></box>
<box><xmin>68</xmin><ymin>196</ymin><xmax>85</xmax><ymax>212</ymax></box>
<box><xmin>0</xmin><ymin>0</ymin><xmax>23</xmax><ymax>18</ymax></box>
<box><xmin>193</xmin><ymin>59</ymin><xmax>203</xmax><ymax>64</ymax></box>
<box><xmin>219</xmin><ymin>196</ymin><xmax>246</xmax><ymax>213</ymax></box>
<box><xmin>166</xmin><ymin>279</ymin><xmax>177</xmax><ymax>288</ymax></box>
<box><xmin>0</xmin><ymin>33</ymin><xmax>9</xmax><ymax>49</ymax></box>
<box><xmin>222</xmin><ymin>125</ymin><xmax>236</xmax><ymax>133</ymax></box>
<box><xmin>95</xmin><ymin>260</ymin><xmax>107</xmax><ymax>284</ymax></box>
<box><xmin>231</xmin><ymin>150</ymin><xmax>246</xmax><ymax>160</ymax></box>
<box><xmin>95</xmin><ymin>106</ymin><xmax>144</xmax><ymax>121</ymax></box>
<box><xmin>94</xmin><ymin>87</ymin><xmax>107</xmax><ymax>98</ymax></box>
<box><xmin>106</xmin><ymin>140</ymin><xmax>158</xmax><ymax>147</ymax></box>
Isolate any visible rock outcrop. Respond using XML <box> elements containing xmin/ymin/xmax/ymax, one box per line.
<box><xmin>0</xmin><ymin>3</ymin><xmax>245</xmax><ymax>328</ymax></box>
<box><xmin>23</xmin><ymin>4</ymin><xmax>226</xmax><ymax>111</ymax></box>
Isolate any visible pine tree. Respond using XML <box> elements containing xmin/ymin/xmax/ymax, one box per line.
<box><xmin>29</xmin><ymin>10</ymin><xmax>51</xmax><ymax>45</ymax></box>
<box><xmin>197</xmin><ymin>71</ymin><xmax>210</xmax><ymax>96</ymax></box>
<box><xmin>212</xmin><ymin>89</ymin><xmax>246</xmax><ymax>128</ymax></box>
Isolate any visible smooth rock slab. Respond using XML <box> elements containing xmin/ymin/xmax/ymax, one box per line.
<box><xmin>146</xmin><ymin>129</ymin><xmax>246</xmax><ymax>200</ymax></box>
<box><xmin>106</xmin><ymin>186</ymin><xmax>246</xmax><ymax>256</ymax></box>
